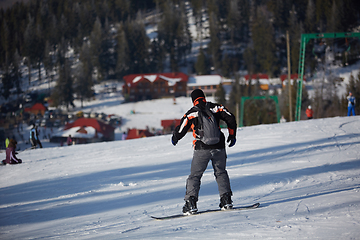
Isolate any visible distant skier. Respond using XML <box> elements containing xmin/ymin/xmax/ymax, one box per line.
<box><xmin>171</xmin><ymin>89</ymin><xmax>237</xmax><ymax>214</ymax></box>
<box><xmin>30</xmin><ymin>124</ymin><xmax>43</xmax><ymax>149</ymax></box>
<box><xmin>67</xmin><ymin>135</ymin><xmax>73</xmax><ymax>146</ymax></box>
<box><xmin>306</xmin><ymin>105</ymin><xmax>314</xmax><ymax>119</ymax></box>
<box><xmin>2</xmin><ymin>139</ymin><xmax>22</xmax><ymax>165</ymax></box>
<box><xmin>280</xmin><ymin>115</ymin><xmax>286</xmax><ymax>123</ymax></box>
<box><xmin>347</xmin><ymin>91</ymin><xmax>356</xmax><ymax>116</ymax></box>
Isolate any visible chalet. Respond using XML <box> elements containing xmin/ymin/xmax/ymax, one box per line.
<box><xmin>122</xmin><ymin>72</ymin><xmax>188</xmax><ymax>101</ymax></box>
<box><xmin>280</xmin><ymin>74</ymin><xmax>306</xmax><ymax>87</ymax></box>
<box><xmin>244</xmin><ymin>74</ymin><xmax>270</xmax><ymax>91</ymax></box>
<box><xmin>187</xmin><ymin>75</ymin><xmax>222</xmax><ymax>97</ymax></box>
<box><xmin>24</xmin><ymin>103</ymin><xmax>47</xmax><ymax>116</ymax></box>
<box><xmin>126</xmin><ymin>128</ymin><xmax>155</xmax><ymax>140</ymax></box>
<box><xmin>161</xmin><ymin>119</ymin><xmax>181</xmax><ymax>134</ymax></box>
<box><xmin>51</xmin><ymin>118</ymin><xmax>115</xmax><ymax>144</ymax></box>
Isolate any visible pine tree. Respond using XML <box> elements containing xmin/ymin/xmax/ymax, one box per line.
<box><xmin>0</xmin><ymin>20</ymin><xmax>7</xmax><ymax>67</ymax></box>
<box><xmin>326</xmin><ymin>0</ymin><xmax>341</xmax><ymax>33</ymax></box>
<box><xmin>305</xmin><ymin>0</ymin><xmax>316</xmax><ymax>33</ymax></box>
<box><xmin>215</xmin><ymin>82</ymin><xmax>226</xmax><ymax>106</ymax></box>
<box><xmin>74</xmin><ymin>41</ymin><xmax>94</xmax><ymax>108</ymax></box>
<box><xmin>12</xmin><ymin>49</ymin><xmax>22</xmax><ymax>97</ymax></box>
<box><xmin>251</xmin><ymin>6</ymin><xmax>278</xmax><ymax>77</ymax></box>
<box><xmin>227</xmin><ymin>76</ymin><xmax>241</xmax><ymax>118</ymax></box>
<box><xmin>149</xmin><ymin>38</ymin><xmax>165</xmax><ymax>73</ymax></box>
<box><xmin>99</xmin><ymin>18</ymin><xmax>116</xmax><ymax>80</ymax></box>
<box><xmin>190</xmin><ymin>0</ymin><xmax>205</xmax><ymax>45</ymax></box>
<box><xmin>24</xmin><ymin>14</ymin><xmax>36</xmax><ymax>84</ymax></box>
<box><xmin>52</xmin><ymin>38</ymin><xmax>75</xmax><ymax>110</ymax></box>
<box><xmin>288</xmin><ymin>5</ymin><xmax>303</xmax><ymax>74</ymax></box>
<box><xmin>43</xmin><ymin>40</ymin><xmax>55</xmax><ymax>92</ymax></box>
<box><xmin>227</xmin><ymin>0</ymin><xmax>241</xmax><ymax>46</ymax></box>
<box><xmin>157</xmin><ymin>1</ymin><xmax>192</xmax><ymax>72</ymax></box>
<box><xmin>115</xmin><ymin>23</ymin><xmax>130</xmax><ymax>77</ymax></box>
<box><xmin>123</xmin><ymin>13</ymin><xmax>150</xmax><ymax>74</ymax></box>
<box><xmin>1</xmin><ymin>53</ymin><xmax>12</xmax><ymax>100</ymax></box>
<box><xmin>114</xmin><ymin>0</ymin><xmax>130</xmax><ymax>22</ymax></box>
<box><xmin>195</xmin><ymin>48</ymin><xmax>210</xmax><ymax>75</ymax></box>
<box><xmin>90</xmin><ymin>17</ymin><xmax>102</xmax><ymax>80</ymax></box>
<box><xmin>34</xmin><ymin>23</ymin><xmax>45</xmax><ymax>82</ymax></box>
<box><xmin>221</xmin><ymin>53</ymin><xmax>232</xmax><ymax>78</ymax></box>
<box><xmin>208</xmin><ymin>12</ymin><xmax>222</xmax><ymax>73</ymax></box>
<box><xmin>243</xmin><ymin>47</ymin><xmax>257</xmax><ymax>77</ymax></box>
<box><xmin>52</xmin><ymin>58</ymin><xmax>75</xmax><ymax>110</ymax></box>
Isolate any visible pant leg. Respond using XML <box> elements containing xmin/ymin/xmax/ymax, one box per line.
<box><xmin>30</xmin><ymin>138</ymin><xmax>36</xmax><ymax>148</ymax></box>
<box><xmin>210</xmin><ymin>149</ymin><xmax>232</xmax><ymax>197</ymax></box>
<box><xmin>352</xmin><ymin>107</ymin><xmax>356</xmax><ymax>116</ymax></box>
<box><xmin>348</xmin><ymin>106</ymin><xmax>352</xmax><ymax>116</ymax></box>
<box><xmin>37</xmin><ymin>139</ymin><xmax>43</xmax><ymax>148</ymax></box>
<box><xmin>184</xmin><ymin>150</ymin><xmax>211</xmax><ymax>201</ymax></box>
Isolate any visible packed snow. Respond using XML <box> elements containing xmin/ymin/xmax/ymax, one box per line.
<box><xmin>1</xmin><ymin>94</ymin><xmax>360</xmax><ymax>239</ymax></box>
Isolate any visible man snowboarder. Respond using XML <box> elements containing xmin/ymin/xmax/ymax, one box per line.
<box><xmin>171</xmin><ymin>89</ymin><xmax>237</xmax><ymax>214</ymax></box>
<box><xmin>30</xmin><ymin>124</ymin><xmax>43</xmax><ymax>149</ymax></box>
<box><xmin>347</xmin><ymin>91</ymin><xmax>356</xmax><ymax>116</ymax></box>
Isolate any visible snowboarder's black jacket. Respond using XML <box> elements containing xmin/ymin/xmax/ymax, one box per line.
<box><xmin>172</xmin><ymin>99</ymin><xmax>237</xmax><ymax>150</ymax></box>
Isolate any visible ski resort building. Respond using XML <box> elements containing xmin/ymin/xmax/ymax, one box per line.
<box><xmin>51</xmin><ymin>118</ymin><xmax>115</xmax><ymax>144</ymax></box>
<box><xmin>280</xmin><ymin>74</ymin><xmax>306</xmax><ymax>87</ymax></box>
<box><xmin>126</xmin><ymin>128</ymin><xmax>155</xmax><ymax>140</ymax></box>
<box><xmin>161</xmin><ymin>119</ymin><xmax>181</xmax><ymax>134</ymax></box>
<box><xmin>122</xmin><ymin>72</ymin><xmax>188</xmax><ymax>101</ymax></box>
<box><xmin>244</xmin><ymin>74</ymin><xmax>270</xmax><ymax>91</ymax></box>
<box><xmin>187</xmin><ymin>75</ymin><xmax>223</xmax><ymax>97</ymax></box>
<box><xmin>24</xmin><ymin>103</ymin><xmax>47</xmax><ymax>116</ymax></box>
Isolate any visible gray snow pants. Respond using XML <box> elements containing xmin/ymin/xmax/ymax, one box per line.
<box><xmin>184</xmin><ymin>148</ymin><xmax>232</xmax><ymax>201</ymax></box>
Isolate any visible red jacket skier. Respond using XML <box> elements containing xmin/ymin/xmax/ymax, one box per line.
<box><xmin>306</xmin><ymin>105</ymin><xmax>314</xmax><ymax>119</ymax></box>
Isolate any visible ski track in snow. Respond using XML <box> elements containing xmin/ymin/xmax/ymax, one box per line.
<box><xmin>1</xmin><ymin>100</ymin><xmax>360</xmax><ymax>239</ymax></box>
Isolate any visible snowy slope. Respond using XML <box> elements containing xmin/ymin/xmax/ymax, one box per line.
<box><xmin>1</xmin><ymin>115</ymin><xmax>360</xmax><ymax>239</ymax></box>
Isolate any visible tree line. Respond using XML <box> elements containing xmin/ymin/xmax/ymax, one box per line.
<box><xmin>1</xmin><ymin>0</ymin><xmax>360</xmax><ymax>115</ymax></box>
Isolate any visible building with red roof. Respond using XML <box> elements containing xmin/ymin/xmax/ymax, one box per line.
<box><xmin>280</xmin><ymin>74</ymin><xmax>306</xmax><ymax>87</ymax></box>
<box><xmin>244</xmin><ymin>74</ymin><xmax>270</xmax><ymax>90</ymax></box>
<box><xmin>126</xmin><ymin>128</ymin><xmax>155</xmax><ymax>140</ymax></box>
<box><xmin>161</xmin><ymin>119</ymin><xmax>181</xmax><ymax>134</ymax></box>
<box><xmin>64</xmin><ymin>118</ymin><xmax>115</xmax><ymax>141</ymax></box>
<box><xmin>122</xmin><ymin>72</ymin><xmax>188</xmax><ymax>101</ymax></box>
<box><xmin>24</xmin><ymin>103</ymin><xmax>47</xmax><ymax>116</ymax></box>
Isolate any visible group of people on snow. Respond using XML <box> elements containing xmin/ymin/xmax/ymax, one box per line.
<box><xmin>305</xmin><ymin>91</ymin><xmax>356</xmax><ymax>120</ymax></box>
<box><xmin>0</xmin><ymin>88</ymin><xmax>357</xmax><ymax>216</ymax></box>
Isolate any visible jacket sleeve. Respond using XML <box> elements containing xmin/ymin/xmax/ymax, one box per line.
<box><xmin>172</xmin><ymin>109</ymin><xmax>197</xmax><ymax>142</ymax></box>
<box><xmin>212</xmin><ymin>104</ymin><xmax>237</xmax><ymax>137</ymax></box>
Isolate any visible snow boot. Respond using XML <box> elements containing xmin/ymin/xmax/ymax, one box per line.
<box><xmin>183</xmin><ymin>196</ymin><xmax>198</xmax><ymax>214</ymax></box>
<box><xmin>219</xmin><ymin>192</ymin><xmax>233</xmax><ymax>210</ymax></box>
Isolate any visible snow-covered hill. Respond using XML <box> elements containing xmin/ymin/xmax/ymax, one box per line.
<box><xmin>1</xmin><ymin>115</ymin><xmax>360</xmax><ymax>239</ymax></box>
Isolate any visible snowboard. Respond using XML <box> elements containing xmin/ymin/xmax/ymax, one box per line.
<box><xmin>151</xmin><ymin>202</ymin><xmax>260</xmax><ymax>220</ymax></box>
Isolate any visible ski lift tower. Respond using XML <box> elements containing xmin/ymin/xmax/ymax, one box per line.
<box><xmin>295</xmin><ymin>32</ymin><xmax>360</xmax><ymax>121</ymax></box>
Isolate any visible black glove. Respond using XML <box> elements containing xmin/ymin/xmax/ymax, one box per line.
<box><xmin>171</xmin><ymin>135</ymin><xmax>178</xmax><ymax>146</ymax></box>
<box><xmin>227</xmin><ymin>135</ymin><xmax>236</xmax><ymax>147</ymax></box>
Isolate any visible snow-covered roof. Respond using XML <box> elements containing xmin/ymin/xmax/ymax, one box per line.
<box><xmin>187</xmin><ymin>75</ymin><xmax>222</xmax><ymax>87</ymax></box>
<box><xmin>54</xmin><ymin>126</ymin><xmax>103</xmax><ymax>139</ymax></box>
<box><xmin>123</xmin><ymin>73</ymin><xmax>188</xmax><ymax>87</ymax></box>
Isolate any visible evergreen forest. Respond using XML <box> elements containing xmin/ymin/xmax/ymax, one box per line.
<box><xmin>1</xmin><ymin>0</ymin><xmax>360</xmax><ymax>124</ymax></box>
